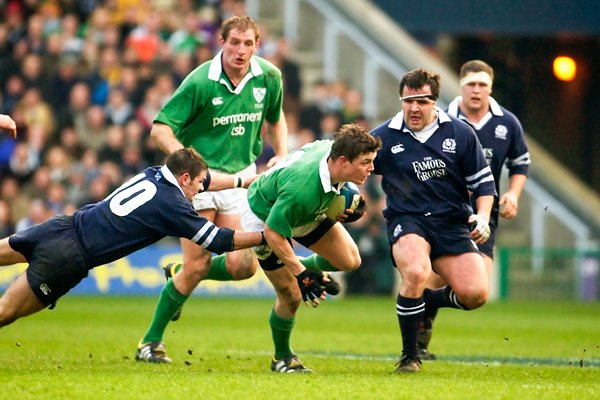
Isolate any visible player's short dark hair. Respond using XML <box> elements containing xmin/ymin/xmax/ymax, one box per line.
<box><xmin>331</xmin><ymin>124</ymin><xmax>381</xmax><ymax>162</ymax></box>
<box><xmin>459</xmin><ymin>60</ymin><xmax>494</xmax><ymax>81</ymax></box>
<box><xmin>166</xmin><ymin>148</ymin><xmax>208</xmax><ymax>179</ymax></box>
<box><xmin>399</xmin><ymin>68</ymin><xmax>441</xmax><ymax>99</ymax></box>
<box><xmin>221</xmin><ymin>15</ymin><xmax>260</xmax><ymax>42</ymax></box>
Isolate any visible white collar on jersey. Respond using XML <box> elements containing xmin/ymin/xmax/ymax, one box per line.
<box><xmin>319</xmin><ymin>146</ymin><xmax>343</xmax><ymax>194</ymax></box>
<box><xmin>447</xmin><ymin>96</ymin><xmax>504</xmax><ymax>117</ymax></box>
<box><xmin>160</xmin><ymin>165</ymin><xmax>186</xmax><ymax>198</ymax></box>
<box><xmin>208</xmin><ymin>50</ymin><xmax>264</xmax><ymax>94</ymax></box>
<box><xmin>387</xmin><ymin>106</ymin><xmax>451</xmax><ymax>131</ymax></box>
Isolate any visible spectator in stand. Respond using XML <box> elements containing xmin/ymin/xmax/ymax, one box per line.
<box><xmin>79</xmin><ymin>105</ymin><xmax>107</xmax><ymax>151</ymax></box>
<box><xmin>15</xmin><ymin>198</ymin><xmax>50</xmax><ymax>233</ymax></box>
<box><xmin>58</xmin><ymin>125</ymin><xmax>86</xmax><ymax>161</ymax></box>
<box><xmin>0</xmin><ymin>199</ymin><xmax>15</xmax><ymax>238</ymax></box>
<box><xmin>44</xmin><ymin>145</ymin><xmax>72</xmax><ymax>185</ymax></box>
<box><xmin>105</xmin><ymin>87</ymin><xmax>133</xmax><ymax>126</ymax></box>
<box><xmin>97</xmin><ymin>125</ymin><xmax>125</xmax><ymax>164</ymax></box>
<box><xmin>8</xmin><ymin>141</ymin><xmax>39</xmax><ymax>184</ymax></box>
<box><xmin>125</xmin><ymin>11</ymin><xmax>165</xmax><ymax>64</ymax></box>
<box><xmin>1</xmin><ymin>176</ymin><xmax>30</xmax><ymax>224</ymax></box>
<box><xmin>1</xmin><ymin>75</ymin><xmax>26</xmax><ymax>115</ymax></box>
<box><xmin>57</xmin><ymin>82</ymin><xmax>91</xmax><ymax>133</ymax></box>
<box><xmin>14</xmin><ymin>87</ymin><xmax>55</xmax><ymax>140</ymax></box>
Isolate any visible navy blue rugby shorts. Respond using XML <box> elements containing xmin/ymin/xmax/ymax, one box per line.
<box><xmin>385</xmin><ymin>214</ymin><xmax>480</xmax><ymax>261</ymax></box>
<box><xmin>9</xmin><ymin>215</ymin><xmax>89</xmax><ymax>307</ymax></box>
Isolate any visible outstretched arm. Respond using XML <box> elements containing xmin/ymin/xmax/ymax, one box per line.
<box><xmin>207</xmin><ymin>173</ymin><xmax>260</xmax><ymax>191</ymax></box>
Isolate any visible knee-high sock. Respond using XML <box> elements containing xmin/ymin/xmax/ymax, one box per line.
<box><xmin>396</xmin><ymin>294</ymin><xmax>425</xmax><ymax>357</ymax></box>
<box><xmin>299</xmin><ymin>254</ymin><xmax>338</xmax><ymax>272</ymax></box>
<box><xmin>170</xmin><ymin>255</ymin><xmax>234</xmax><ymax>281</ymax></box>
<box><xmin>269</xmin><ymin>308</ymin><xmax>295</xmax><ymax>360</ymax></box>
<box><xmin>204</xmin><ymin>254</ymin><xmax>234</xmax><ymax>281</ymax></box>
<box><xmin>142</xmin><ymin>279</ymin><xmax>188</xmax><ymax>343</ymax></box>
<box><xmin>423</xmin><ymin>285</ymin><xmax>466</xmax><ymax>311</ymax></box>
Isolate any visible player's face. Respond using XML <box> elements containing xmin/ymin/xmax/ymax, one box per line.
<box><xmin>343</xmin><ymin>151</ymin><xmax>377</xmax><ymax>185</ymax></box>
<box><xmin>401</xmin><ymin>85</ymin><xmax>437</xmax><ymax>131</ymax></box>
<box><xmin>461</xmin><ymin>81</ymin><xmax>491</xmax><ymax>113</ymax></box>
<box><xmin>220</xmin><ymin>28</ymin><xmax>258</xmax><ymax>74</ymax></box>
<box><xmin>182</xmin><ymin>171</ymin><xmax>207</xmax><ymax>201</ymax></box>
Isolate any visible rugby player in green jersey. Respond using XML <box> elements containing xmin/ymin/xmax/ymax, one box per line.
<box><xmin>136</xmin><ymin>15</ymin><xmax>288</xmax><ymax>363</ymax></box>
<box><xmin>242</xmin><ymin>124</ymin><xmax>381</xmax><ymax>372</ymax></box>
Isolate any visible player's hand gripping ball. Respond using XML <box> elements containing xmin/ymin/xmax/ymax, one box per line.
<box><xmin>325</xmin><ymin>182</ymin><xmax>367</xmax><ymax>223</ymax></box>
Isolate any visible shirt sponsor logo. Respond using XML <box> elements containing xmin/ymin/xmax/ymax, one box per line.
<box><xmin>442</xmin><ymin>138</ymin><xmax>456</xmax><ymax>153</ymax></box>
<box><xmin>213</xmin><ymin>111</ymin><xmax>263</xmax><ymax>126</ymax></box>
<box><xmin>253</xmin><ymin>87</ymin><xmax>266</xmax><ymax>103</ymax></box>
<box><xmin>231</xmin><ymin>125</ymin><xmax>246</xmax><ymax>136</ymax></box>
<box><xmin>412</xmin><ymin>157</ymin><xmax>447</xmax><ymax>181</ymax></box>
<box><xmin>495</xmin><ymin>125</ymin><xmax>508</xmax><ymax>140</ymax></box>
<box><xmin>391</xmin><ymin>143</ymin><xmax>405</xmax><ymax>154</ymax></box>
<box><xmin>212</xmin><ymin>97</ymin><xmax>223</xmax><ymax>106</ymax></box>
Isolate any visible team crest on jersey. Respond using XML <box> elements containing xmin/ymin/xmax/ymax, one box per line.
<box><xmin>212</xmin><ymin>97</ymin><xmax>223</xmax><ymax>106</ymax></box>
<box><xmin>253</xmin><ymin>87</ymin><xmax>266</xmax><ymax>103</ymax></box>
<box><xmin>495</xmin><ymin>125</ymin><xmax>508</xmax><ymax>140</ymax></box>
<box><xmin>442</xmin><ymin>138</ymin><xmax>456</xmax><ymax>153</ymax></box>
<box><xmin>393</xmin><ymin>224</ymin><xmax>402</xmax><ymax>238</ymax></box>
<box><xmin>391</xmin><ymin>143</ymin><xmax>405</xmax><ymax>154</ymax></box>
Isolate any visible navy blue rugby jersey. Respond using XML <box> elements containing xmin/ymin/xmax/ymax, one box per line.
<box><xmin>72</xmin><ymin>165</ymin><xmax>234</xmax><ymax>268</ymax></box>
<box><xmin>447</xmin><ymin>96</ymin><xmax>530</xmax><ymax>192</ymax></box>
<box><xmin>372</xmin><ymin>108</ymin><xmax>497</xmax><ymax>222</ymax></box>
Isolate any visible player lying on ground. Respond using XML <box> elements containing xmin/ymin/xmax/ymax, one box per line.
<box><xmin>0</xmin><ymin>147</ymin><xmax>264</xmax><ymax>329</ymax></box>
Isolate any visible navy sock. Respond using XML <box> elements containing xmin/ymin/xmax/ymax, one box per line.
<box><xmin>396</xmin><ymin>294</ymin><xmax>425</xmax><ymax>357</ymax></box>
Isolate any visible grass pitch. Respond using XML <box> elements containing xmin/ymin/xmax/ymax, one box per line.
<box><xmin>1</xmin><ymin>296</ymin><xmax>598</xmax><ymax>399</ymax></box>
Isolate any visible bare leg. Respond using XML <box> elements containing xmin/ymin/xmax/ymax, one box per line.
<box><xmin>0</xmin><ymin>273</ymin><xmax>45</xmax><ymax>328</ymax></box>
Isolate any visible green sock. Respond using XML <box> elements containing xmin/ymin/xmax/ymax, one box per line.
<box><xmin>269</xmin><ymin>308</ymin><xmax>295</xmax><ymax>360</ymax></box>
<box><xmin>300</xmin><ymin>254</ymin><xmax>339</xmax><ymax>272</ymax></box>
<box><xmin>204</xmin><ymin>254</ymin><xmax>234</xmax><ymax>281</ymax></box>
<box><xmin>168</xmin><ymin>256</ymin><xmax>233</xmax><ymax>281</ymax></box>
<box><xmin>141</xmin><ymin>279</ymin><xmax>189</xmax><ymax>343</ymax></box>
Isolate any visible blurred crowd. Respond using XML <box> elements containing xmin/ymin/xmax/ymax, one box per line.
<box><xmin>0</xmin><ymin>0</ymin><xmax>394</xmax><ymax>293</ymax></box>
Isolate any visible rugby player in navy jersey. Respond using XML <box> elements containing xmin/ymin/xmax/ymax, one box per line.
<box><xmin>0</xmin><ymin>148</ymin><xmax>264</xmax><ymax>334</ymax></box>
<box><xmin>417</xmin><ymin>60</ymin><xmax>530</xmax><ymax>360</ymax></box>
<box><xmin>371</xmin><ymin>68</ymin><xmax>497</xmax><ymax>373</ymax></box>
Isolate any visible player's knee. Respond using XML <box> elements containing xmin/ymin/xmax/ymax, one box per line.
<box><xmin>334</xmin><ymin>248</ymin><xmax>361</xmax><ymax>272</ymax></box>
<box><xmin>459</xmin><ymin>287</ymin><xmax>488</xmax><ymax>310</ymax></box>
<box><xmin>275</xmin><ymin>286</ymin><xmax>302</xmax><ymax>311</ymax></box>
<box><xmin>401</xmin><ymin>265</ymin><xmax>429</xmax><ymax>289</ymax></box>
<box><xmin>226</xmin><ymin>250</ymin><xmax>258</xmax><ymax>280</ymax></box>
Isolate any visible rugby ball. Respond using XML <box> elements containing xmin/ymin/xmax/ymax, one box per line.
<box><xmin>325</xmin><ymin>182</ymin><xmax>366</xmax><ymax>222</ymax></box>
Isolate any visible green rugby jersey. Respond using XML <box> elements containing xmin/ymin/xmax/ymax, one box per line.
<box><xmin>154</xmin><ymin>51</ymin><xmax>284</xmax><ymax>173</ymax></box>
<box><xmin>247</xmin><ymin>140</ymin><xmax>343</xmax><ymax>237</ymax></box>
